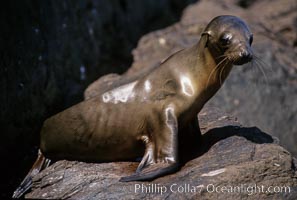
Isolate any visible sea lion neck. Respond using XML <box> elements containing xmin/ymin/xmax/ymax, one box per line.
<box><xmin>179</xmin><ymin>42</ymin><xmax>233</xmax><ymax>122</ymax></box>
<box><xmin>191</xmin><ymin>41</ymin><xmax>233</xmax><ymax>90</ymax></box>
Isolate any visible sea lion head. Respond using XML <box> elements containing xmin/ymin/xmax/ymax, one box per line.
<box><xmin>201</xmin><ymin>15</ymin><xmax>253</xmax><ymax>65</ymax></box>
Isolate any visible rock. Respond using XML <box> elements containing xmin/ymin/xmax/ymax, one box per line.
<box><xmin>26</xmin><ymin>105</ymin><xmax>297</xmax><ymax>199</ymax></box>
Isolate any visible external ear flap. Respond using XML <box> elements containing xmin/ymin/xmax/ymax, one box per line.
<box><xmin>199</xmin><ymin>31</ymin><xmax>210</xmax><ymax>48</ymax></box>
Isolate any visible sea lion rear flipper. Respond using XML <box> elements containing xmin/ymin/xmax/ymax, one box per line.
<box><xmin>12</xmin><ymin>150</ymin><xmax>51</xmax><ymax>198</ymax></box>
<box><xmin>119</xmin><ymin>163</ymin><xmax>179</xmax><ymax>182</ymax></box>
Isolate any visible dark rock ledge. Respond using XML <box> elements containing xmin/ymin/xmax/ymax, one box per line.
<box><xmin>27</xmin><ymin>105</ymin><xmax>297</xmax><ymax>199</ymax></box>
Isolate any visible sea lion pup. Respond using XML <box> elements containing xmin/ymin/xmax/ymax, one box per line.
<box><xmin>13</xmin><ymin>15</ymin><xmax>253</xmax><ymax>198</ymax></box>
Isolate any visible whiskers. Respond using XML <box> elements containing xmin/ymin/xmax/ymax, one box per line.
<box><xmin>206</xmin><ymin>56</ymin><xmax>229</xmax><ymax>89</ymax></box>
<box><xmin>218</xmin><ymin>53</ymin><xmax>238</xmax><ymax>85</ymax></box>
<box><xmin>249</xmin><ymin>55</ymin><xmax>270</xmax><ymax>87</ymax></box>
<box><xmin>205</xmin><ymin>53</ymin><xmax>271</xmax><ymax>90</ymax></box>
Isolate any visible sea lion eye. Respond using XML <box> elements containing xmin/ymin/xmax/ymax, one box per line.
<box><xmin>220</xmin><ymin>33</ymin><xmax>232</xmax><ymax>46</ymax></box>
<box><xmin>249</xmin><ymin>34</ymin><xmax>253</xmax><ymax>45</ymax></box>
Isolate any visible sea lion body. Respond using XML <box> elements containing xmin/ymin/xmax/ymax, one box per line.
<box><xmin>41</xmin><ymin>43</ymin><xmax>225</xmax><ymax>163</ymax></box>
<box><xmin>41</xmin><ymin>100</ymin><xmax>146</xmax><ymax>161</ymax></box>
<box><xmin>14</xmin><ymin>15</ymin><xmax>254</xmax><ymax>197</ymax></box>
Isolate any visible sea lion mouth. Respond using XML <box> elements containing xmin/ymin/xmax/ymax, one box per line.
<box><xmin>233</xmin><ymin>56</ymin><xmax>252</xmax><ymax>65</ymax></box>
<box><xmin>227</xmin><ymin>51</ymin><xmax>253</xmax><ymax>66</ymax></box>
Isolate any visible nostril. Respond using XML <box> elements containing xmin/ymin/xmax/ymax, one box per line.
<box><xmin>242</xmin><ymin>51</ymin><xmax>248</xmax><ymax>57</ymax></box>
<box><xmin>242</xmin><ymin>51</ymin><xmax>253</xmax><ymax>61</ymax></box>
<box><xmin>246</xmin><ymin>52</ymin><xmax>253</xmax><ymax>61</ymax></box>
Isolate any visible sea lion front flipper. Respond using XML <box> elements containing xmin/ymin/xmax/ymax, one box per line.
<box><xmin>120</xmin><ymin>105</ymin><xmax>179</xmax><ymax>182</ymax></box>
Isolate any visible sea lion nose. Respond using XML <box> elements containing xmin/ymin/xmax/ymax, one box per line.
<box><xmin>240</xmin><ymin>50</ymin><xmax>253</xmax><ymax>62</ymax></box>
<box><xmin>244</xmin><ymin>51</ymin><xmax>253</xmax><ymax>61</ymax></box>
